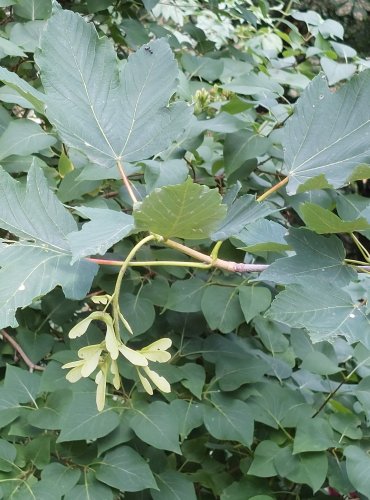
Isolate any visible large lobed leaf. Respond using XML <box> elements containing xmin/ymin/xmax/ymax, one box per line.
<box><xmin>0</xmin><ymin>165</ymin><xmax>97</xmax><ymax>328</ymax></box>
<box><xmin>283</xmin><ymin>70</ymin><xmax>370</xmax><ymax>194</ymax></box>
<box><xmin>35</xmin><ymin>10</ymin><xmax>192</xmax><ymax>169</ymax></box>
<box><xmin>266</xmin><ymin>280</ymin><xmax>370</xmax><ymax>346</ymax></box>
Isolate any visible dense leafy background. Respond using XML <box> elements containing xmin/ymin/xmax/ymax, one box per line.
<box><xmin>0</xmin><ymin>0</ymin><xmax>370</xmax><ymax>498</ymax></box>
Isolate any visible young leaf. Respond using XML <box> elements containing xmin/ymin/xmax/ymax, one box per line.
<box><xmin>67</xmin><ymin>207</ymin><xmax>134</xmax><ymax>262</ymax></box>
<box><xmin>300</xmin><ymin>202</ymin><xmax>370</xmax><ymax>233</ymax></box>
<box><xmin>283</xmin><ymin>70</ymin><xmax>370</xmax><ymax>194</ymax></box>
<box><xmin>134</xmin><ymin>178</ymin><xmax>227</xmax><ymax>239</ymax></box>
<box><xmin>36</xmin><ymin>10</ymin><xmax>191</xmax><ymax>169</ymax></box>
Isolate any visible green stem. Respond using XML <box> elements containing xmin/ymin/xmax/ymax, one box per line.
<box><xmin>111</xmin><ymin>234</ymin><xmax>155</xmax><ymax>334</ymax></box>
<box><xmin>129</xmin><ymin>260</ymin><xmax>211</xmax><ymax>268</ymax></box>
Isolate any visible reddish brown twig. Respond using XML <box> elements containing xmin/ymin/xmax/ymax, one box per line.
<box><xmin>1</xmin><ymin>329</ymin><xmax>45</xmax><ymax>371</ymax></box>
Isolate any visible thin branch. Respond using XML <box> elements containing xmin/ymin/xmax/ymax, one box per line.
<box><xmin>1</xmin><ymin>329</ymin><xmax>45</xmax><ymax>371</ymax></box>
<box><xmin>86</xmin><ymin>239</ymin><xmax>269</xmax><ymax>273</ymax></box>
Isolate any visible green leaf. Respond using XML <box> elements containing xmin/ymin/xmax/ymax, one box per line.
<box><xmin>57</xmin><ymin>389</ymin><xmax>119</xmax><ymax>442</ymax></box>
<box><xmin>179</xmin><ymin>363</ymin><xmax>206</xmax><ymax>399</ymax></box>
<box><xmin>182</xmin><ymin>53</ymin><xmax>224</xmax><ymax>81</ymax></box>
<box><xmin>301</xmin><ymin>351</ymin><xmax>342</xmax><ymax>375</ymax></box>
<box><xmin>0</xmin><ymin>439</ymin><xmax>17</xmax><ymax>472</ymax></box>
<box><xmin>239</xmin><ymin>286</ymin><xmax>272</xmax><ymax>323</ymax></box>
<box><xmin>329</xmin><ymin>413</ymin><xmax>362</xmax><ymax>440</ymax></box>
<box><xmin>344</xmin><ymin>445</ymin><xmax>370</xmax><ymax>496</ymax></box>
<box><xmin>266</xmin><ymin>280</ymin><xmax>370</xmax><ymax>346</ymax></box>
<box><xmin>171</xmin><ymin>400</ymin><xmax>203</xmax><ymax>440</ymax></box>
<box><xmin>67</xmin><ymin>207</ymin><xmax>134</xmax><ymax>262</ymax></box>
<box><xmin>134</xmin><ymin>178</ymin><xmax>226</xmax><ymax>239</ymax></box>
<box><xmin>36</xmin><ymin>11</ymin><xmax>191</xmax><ymax>168</ymax></box>
<box><xmin>151</xmin><ymin>471</ymin><xmax>197</xmax><ymax>500</ymax></box>
<box><xmin>0</xmin><ymin>120</ymin><xmax>55</xmax><ymax>161</ymax></box>
<box><xmin>336</xmin><ymin>193</ymin><xmax>370</xmax><ymax>240</ymax></box>
<box><xmin>119</xmin><ymin>293</ymin><xmax>155</xmax><ymax>336</ymax></box>
<box><xmin>129</xmin><ymin>401</ymin><xmax>181</xmax><ymax>454</ymax></box>
<box><xmin>166</xmin><ymin>277</ymin><xmax>206</xmax><ymax>313</ymax></box>
<box><xmin>321</xmin><ymin>57</ymin><xmax>356</xmax><ymax>86</ymax></box>
<box><xmin>253</xmin><ymin>317</ymin><xmax>289</xmax><ymax>354</ymax></box>
<box><xmin>0</xmin><ymin>67</ymin><xmax>45</xmax><ymax>112</ymax></box>
<box><xmin>39</xmin><ymin>463</ymin><xmax>80</xmax><ymax>496</ymax></box>
<box><xmin>247</xmin><ymin>382</ymin><xmax>312</xmax><ymax>429</ymax></box>
<box><xmin>4</xmin><ymin>365</ymin><xmax>40</xmax><ymax>404</ymax></box>
<box><xmin>0</xmin><ymin>388</ymin><xmax>21</xmax><ymax>427</ymax></box>
<box><xmin>221</xmin><ymin>477</ymin><xmax>275</xmax><ymax>500</ymax></box>
<box><xmin>293</xmin><ymin>418</ymin><xmax>336</xmax><ymax>453</ymax></box>
<box><xmin>203</xmin><ymin>393</ymin><xmax>254</xmax><ymax>447</ymax></box>
<box><xmin>275</xmin><ymin>447</ymin><xmax>328</xmax><ymax>493</ymax></box>
<box><xmin>14</xmin><ymin>0</ymin><xmax>52</xmax><ymax>20</ymax></box>
<box><xmin>236</xmin><ymin>219</ymin><xmax>290</xmax><ymax>254</ymax></box>
<box><xmin>283</xmin><ymin>71</ymin><xmax>370</xmax><ymax>194</ymax></box>
<box><xmin>301</xmin><ymin>202</ymin><xmax>370</xmax><ymax>233</ymax></box>
<box><xmin>57</xmin><ymin>170</ymin><xmax>101</xmax><ymax>203</ymax></box>
<box><xmin>201</xmin><ymin>285</ymin><xmax>244</xmax><ymax>333</ymax></box>
<box><xmin>64</xmin><ymin>477</ymin><xmax>113</xmax><ymax>500</ymax></box>
<box><xmin>248</xmin><ymin>440</ymin><xmax>280</xmax><ymax>477</ymax></box>
<box><xmin>9</xmin><ymin>20</ymin><xmax>45</xmax><ymax>53</ymax></box>
<box><xmin>0</xmin><ymin>165</ymin><xmax>97</xmax><ymax>327</ymax></box>
<box><xmin>27</xmin><ymin>390</ymin><xmax>73</xmax><ymax>430</ymax></box>
<box><xmin>23</xmin><ymin>435</ymin><xmax>51</xmax><ymax>469</ymax></box>
<box><xmin>0</xmin><ymin>37</ymin><xmax>26</xmax><ymax>57</ymax></box>
<box><xmin>223</xmin><ymin>72</ymin><xmax>283</xmax><ymax>99</ymax></box>
<box><xmin>16</xmin><ymin>329</ymin><xmax>54</xmax><ymax>363</ymax></box>
<box><xmin>211</xmin><ymin>195</ymin><xmax>275</xmax><ymax>241</ymax></box>
<box><xmin>204</xmin><ymin>335</ymin><xmax>269</xmax><ymax>391</ymax></box>
<box><xmin>260</xmin><ymin>228</ymin><xmax>355</xmax><ymax>286</ymax></box>
<box><xmin>224</xmin><ymin>131</ymin><xmax>271</xmax><ymax>176</ymax></box>
<box><xmin>94</xmin><ymin>445</ymin><xmax>157</xmax><ymax>491</ymax></box>
<box><xmin>143</xmin><ymin>159</ymin><xmax>188</xmax><ymax>192</ymax></box>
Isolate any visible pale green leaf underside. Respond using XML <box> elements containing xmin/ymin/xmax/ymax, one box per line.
<box><xmin>0</xmin><ymin>120</ymin><xmax>56</xmax><ymax>162</ymax></box>
<box><xmin>260</xmin><ymin>228</ymin><xmax>356</xmax><ymax>286</ymax></box>
<box><xmin>36</xmin><ymin>10</ymin><xmax>191</xmax><ymax>169</ymax></box>
<box><xmin>211</xmin><ymin>194</ymin><xmax>275</xmax><ymax>241</ymax></box>
<box><xmin>266</xmin><ymin>281</ymin><xmax>370</xmax><ymax>346</ymax></box>
<box><xmin>0</xmin><ymin>66</ymin><xmax>45</xmax><ymax>113</ymax></box>
<box><xmin>0</xmin><ymin>166</ymin><xmax>97</xmax><ymax>327</ymax></box>
<box><xmin>67</xmin><ymin>207</ymin><xmax>134</xmax><ymax>262</ymax></box>
<box><xmin>0</xmin><ymin>165</ymin><xmax>76</xmax><ymax>250</ymax></box>
<box><xmin>0</xmin><ymin>244</ymin><xmax>95</xmax><ymax>328</ymax></box>
<box><xmin>134</xmin><ymin>178</ymin><xmax>227</xmax><ymax>239</ymax></box>
<box><xmin>283</xmin><ymin>71</ymin><xmax>370</xmax><ymax>194</ymax></box>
